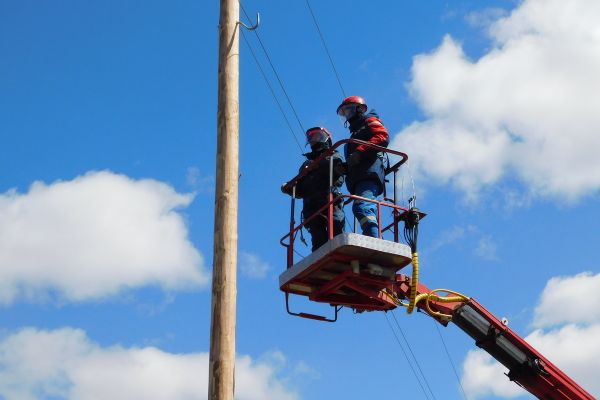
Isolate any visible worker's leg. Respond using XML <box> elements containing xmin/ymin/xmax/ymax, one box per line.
<box><xmin>305</xmin><ymin>205</ymin><xmax>344</xmax><ymax>251</ymax></box>
<box><xmin>305</xmin><ymin>215</ymin><xmax>328</xmax><ymax>252</ymax></box>
<box><xmin>333</xmin><ymin>204</ymin><xmax>345</xmax><ymax>237</ymax></box>
<box><xmin>352</xmin><ymin>180</ymin><xmax>380</xmax><ymax>238</ymax></box>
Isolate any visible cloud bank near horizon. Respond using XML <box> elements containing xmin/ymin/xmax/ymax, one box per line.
<box><xmin>0</xmin><ymin>327</ymin><xmax>299</xmax><ymax>400</ymax></box>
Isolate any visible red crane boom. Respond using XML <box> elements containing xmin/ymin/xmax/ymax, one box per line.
<box><xmin>396</xmin><ymin>277</ymin><xmax>595</xmax><ymax>400</ymax></box>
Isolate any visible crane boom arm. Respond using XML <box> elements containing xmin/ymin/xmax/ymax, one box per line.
<box><xmin>394</xmin><ymin>275</ymin><xmax>595</xmax><ymax>400</ymax></box>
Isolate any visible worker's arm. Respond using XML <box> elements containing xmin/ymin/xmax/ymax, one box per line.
<box><xmin>355</xmin><ymin>116</ymin><xmax>389</xmax><ymax>152</ymax></box>
<box><xmin>281</xmin><ymin>161</ymin><xmax>312</xmax><ymax>197</ymax></box>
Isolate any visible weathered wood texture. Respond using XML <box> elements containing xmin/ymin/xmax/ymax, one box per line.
<box><xmin>209</xmin><ymin>0</ymin><xmax>239</xmax><ymax>399</ymax></box>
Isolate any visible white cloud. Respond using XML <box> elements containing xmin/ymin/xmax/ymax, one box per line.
<box><xmin>428</xmin><ymin>225</ymin><xmax>499</xmax><ymax>261</ymax></box>
<box><xmin>0</xmin><ymin>327</ymin><xmax>299</xmax><ymax>400</ymax></box>
<box><xmin>461</xmin><ymin>350</ymin><xmax>526</xmax><ymax>399</ymax></box>
<box><xmin>393</xmin><ymin>0</ymin><xmax>600</xmax><ymax>202</ymax></box>
<box><xmin>0</xmin><ymin>171</ymin><xmax>208</xmax><ymax>304</ymax></box>
<box><xmin>428</xmin><ymin>225</ymin><xmax>467</xmax><ymax>252</ymax></box>
<box><xmin>465</xmin><ymin>7</ymin><xmax>509</xmax><ymax>28</ymax></box>
<box><xmin>186</xmin><ymin>167</ymin><xmax>214</xmax><ymax>193</ymax></box>
<box><xmin>239</xmin><ymin>251</ymin><xmax>271</xmax><ymax>279</ymax></box>
<box><xmin>461</xmin><ymin>271</ymin><xmax>600</xmax><ymax>398</ymax></box>
<box><xmin>474</xmin><ymin>235</ymin><xmax>499</xmax><ymax>261</ymax></box>
<box><xmin>533</xmin><ymin>271</ymin><xmax>600</xmax><ymax>328</ymax></box>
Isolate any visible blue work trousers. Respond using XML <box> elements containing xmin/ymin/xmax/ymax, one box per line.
<box><xmin>352</xmin><ymin>180</ymin><xmax>381</xmax><ymax>238</ymax></box>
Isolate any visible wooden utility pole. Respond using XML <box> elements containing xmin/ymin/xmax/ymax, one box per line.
<box><xmin>209</xmin><ymin>0</ymin><xmax>239</xmax><ymax>399</ymax></box>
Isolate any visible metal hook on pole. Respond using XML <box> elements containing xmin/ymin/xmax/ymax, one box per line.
<box><xmin>238</xmin><ymin>12</ymin><xmax>260</xmax><ymax>31</ymax></box>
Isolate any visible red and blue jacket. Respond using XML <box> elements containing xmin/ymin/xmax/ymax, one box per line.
<box><xmin>344</xmin><ymin>110</ymin><xmax>389</xmax><ymax>194</ymax></box>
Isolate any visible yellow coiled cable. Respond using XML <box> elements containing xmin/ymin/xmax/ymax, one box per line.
<box><xmin>407</xmin><ymin>252</ymin><xmax>419</xmax><ymax>314</ymax></box>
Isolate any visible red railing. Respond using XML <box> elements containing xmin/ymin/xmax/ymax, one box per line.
<box><xmin>280</xmin><ymin>139</ymin><xmax>412</xmax><ymax>268</ymax></box>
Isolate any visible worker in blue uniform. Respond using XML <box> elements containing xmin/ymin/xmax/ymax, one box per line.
<box><xmin>281</xmin><ymin>127</ymin><xmax>345</xmax><ymax>252</ymax></box>
<box><xmin>336</xmin><ymin>96</ymin><xmax>389</xmax><ymax>238</ymax></box>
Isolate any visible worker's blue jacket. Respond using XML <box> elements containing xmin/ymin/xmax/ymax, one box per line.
<box><xmin>344</xmin><ymin>110</ymin><xmax>389</xmax><ymax>194</ymax></box>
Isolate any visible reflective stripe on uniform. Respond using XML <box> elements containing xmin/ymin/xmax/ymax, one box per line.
<box><xmin>359</xmin><ymin>215</ymin><xmax>377</xmax><ymax>226</ymax></box>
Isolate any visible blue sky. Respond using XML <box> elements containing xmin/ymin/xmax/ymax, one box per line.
<box><xmin>1</xmin><ymin>1</ymin><xmax>599</xmax><ymax>399</ymax></box>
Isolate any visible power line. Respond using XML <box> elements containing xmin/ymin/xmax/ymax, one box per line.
<box><xmin>391</xmin><ymin>311</ymin><xmax>438</xmax><ymax>400</ymax></box>
<box><xmin>240</xmin><ymin>2</ymin><xmax>306</xmax><ymax>134</ymax></box>
<box><xmin>384</xmin><ymin>313</ymin><xmax>432</xmax><ymax>400</ymax></box>
<box><xmin>304</xmin><ymin>0</ymin><xmax>347</xmax><ymax>98</ymax></box>
<box><xmin>433</xmin><ymin>320</ymin><xmax>469</xmax><ymax>400</ymax></box>
<box><xmin>240</xmin><ymin>29</ymin><xmax>304</xmax><ymax>152</ymax></box>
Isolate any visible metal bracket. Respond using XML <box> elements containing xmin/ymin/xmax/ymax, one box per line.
<box><xmin>285</xmin><ymin>292</ymin><xmax>339</xmax><ymax>322</ymax></box>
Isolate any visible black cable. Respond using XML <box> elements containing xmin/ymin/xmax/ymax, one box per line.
<box><xmin>293</xmin><ymin>248</ymin><xmax>306</xmax><ymax>259</ymax></box>
<box><xmin>391</xmin><ymin>311</ymin><xmax>438</xmax><ymax>400</ymax></box>
<box><xmin>384</xmin><ymin>313</ymin><xmax>432</xmax><ymax>400</ymax></box>
<box><xmin>304</xmin><ymin>0</ymin><xmax>346</xmax><ymax>98</ymax></box>
<box><xmin>433</xmin><ymin>320</ymin><xmax>469</xmax><ymax>400</ymax></box>
<box><xmin>403</xmin><ymin>208</ymin><xmax>419</xmax><ymax>253</ymax></box>
<box><xmin>345</xmin><ymin>218</ymin><xmax>352</xmax><ymax>233</ymax></box>
<box><xmin>240</xmin><ymin>2</ymin><xmax>306</xmax><ymax>134</ymax></box>
<box><xmin>240</xmin><ymin>30</ymin><xmax>304</xmax><ymax>152</ymax></box>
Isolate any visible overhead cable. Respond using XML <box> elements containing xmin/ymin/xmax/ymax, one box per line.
<box><xmin>384</xmin><ymin>313</ymin><xmax>433</xmax><ymax>400</ymax></box>
<box><xmin>433</xmin><ymin>321</ymin><xmax>469</xmax><ymax>400</ymax></box>
<box><xmin>391</xmin><ymin>311</ymin><xmax>438</xmax><ymax>400</ymax></box>
<box><xmin>240</xmin><ymin>29</ymin><xmax>304</xmax><ymax>152</ymax></box>
<box><xmin>240</xmin><ymin>2</ymin><xmax>306</xmax><ymax>134</ymax></box>
<box><xmin>304</xmin><ymin>0</ymin><xmax>347</xmax><ymax>98</ymax></box>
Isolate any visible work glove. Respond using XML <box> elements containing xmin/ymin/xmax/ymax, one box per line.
<box><xmin>347</xmin><ymin>151</ymin><xmax>361</xmax><ymax>167</ymax></box>
<box><xmin>281</xmin><ymin>183</ymin><xmax>292</xmax><ymax>195</ymax></box>
<box><xmin>303</xmin><ymin>161</ymin><xmax>318</xmax><ymax>172</ymax></box>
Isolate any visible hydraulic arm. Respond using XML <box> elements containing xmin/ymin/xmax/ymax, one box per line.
<box><xmin>395</xmin><ymin>275</ymin><xmax>595</xmax><ymax>400</ymax></box>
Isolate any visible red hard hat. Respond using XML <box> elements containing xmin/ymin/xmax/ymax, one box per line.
<box><xmin>306</xmin><ymin>127</ymin><xmax>333</xmax><ymax>146</ymax></box>
<box><xmin>337</xmin><ymin>96</ymin><xmax>368</xmax><ymax>116</ymax></box>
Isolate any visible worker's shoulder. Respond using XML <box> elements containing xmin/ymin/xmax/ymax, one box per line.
<box><xmin>364</xmin><ymin>110</ymin><xmax>385</xmax><ymax>125</ymax></box>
